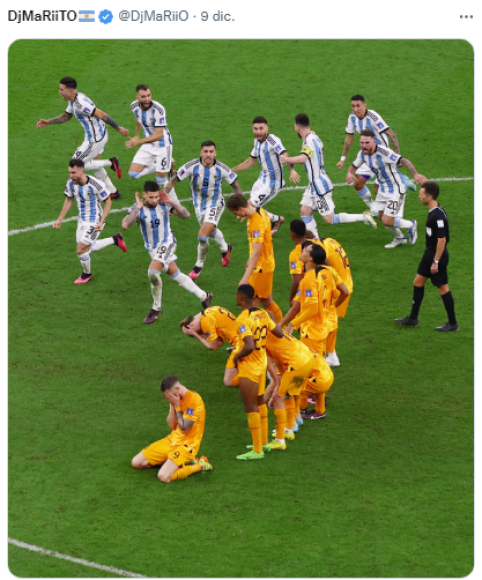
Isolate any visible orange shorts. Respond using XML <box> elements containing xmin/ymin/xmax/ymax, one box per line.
<box><xmin>302</xmin><ymin>364</ymin><xmax>334</xmax><ymax>396</ymax></box>
<box><xmin>336</xmin><ymin>292</ymin><xmax>352</xmax><ymax>318</ymax></box>
<box><xmin>238</xmin><ymin>362</ymin><xmax>267</xmax><ymax>395</ymax></box>
<box><xmin>226</xmin><ymin>346</ymin><xmax>241</xmax><ymax>369</ymax></box>
<box><xmin>278</xmin><ymin>356</ymin><xmax>315</xmax><ymax>397</ymax></box>
<box><xmin>301</xmin><ymin>336</ymin><xmax>326</xmax><ymax>358</ymax></box>
<box><xmin>249</xmin><ymin>270</ymin><xmax>274</xmax><ymax>299</ymax></box>
<box><xmin>142</xmin><ymin>437</ymin><xmax>196</xmax><ymax>467</ymax></box>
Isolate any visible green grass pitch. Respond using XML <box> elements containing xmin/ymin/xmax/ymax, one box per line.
<box><xmin>8</xmin><ymin>40</ymin><xmax>473</xmax><ymax>577</ymax></box>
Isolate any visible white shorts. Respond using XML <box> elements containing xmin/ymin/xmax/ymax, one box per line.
<box><xmin>373</xmin><ymin>191</ymin><xmax>406</xmax><ymax>217</ymax></box>
<box><xmin>76</xmin><ymin>220</ymin><xmax>104</xmax><ymax>246</ymax></box>
<box><xmin>250</xmin><ymin>180</ymin><xmax>282</xmax><ymax>208</ymax></box>
<box><xmin>300</xmin><ymin>188</ymin><xmax>335</xmax><ymax>217</ymax></box>
<box><xmin>195</xmin><ymin>199</ymin><xmax>225</xmax><ymax>228</ymax></box>
<box><xmin>73</xmin><ymin>132</ymin><xmax>108</xmax><ymax>163</ymax></box>
<box><xmin>133</xmin><ymin>143</ymin><xmax>173</xmax><ymax>174</ymax></box>
<box><xmin>148</xmin><ymin>240</ymin><xmax>178</xmax><ymax>271</ymax></box>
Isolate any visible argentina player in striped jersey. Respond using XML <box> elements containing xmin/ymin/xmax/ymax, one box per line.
<box><xmin>232</xmin><ymin>116</ymin><xmax>300</xmax><ymax>235</ymax></box>
<box><xmin>37</xmin><ymin>77</ymin><xmax>129</xmax><ymax>200</ymax></box>
<box><xmin>164</xmin><ymin>141</ymin><xmax>242</xmax><ymax>280</ymax></box>
<box><xmin>336</xmin><ymin>94</ymin><xmax>416</xmax><ymax>214</ymax></box>
<box><xmin>347</xmin><ymin>129</ymin><xmax>427</xmax><ymax>248</ymax></box>
<box><xmin>53</xmin><ymin>159</ymin><xmax>127</xmax><ymax>285</ymax></box>
<box><xmin>280</xmin><ymin>114</ymin><xmax>377</xmax><ymax>239</ymax></box>
<box><xmin>125</xmin><ymin>84</ymin><xmax>177</xmax><ymax>198</ymax></box>
<box><xmin>121</xmin><ymin>181</ymin><xmax>213</xmax><ymax>325</ymax></box>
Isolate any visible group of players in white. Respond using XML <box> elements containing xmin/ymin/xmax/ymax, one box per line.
<box><xmin>36</xmin><ymin>77</ymin><xmax>429</xmax><ymax>461</ymax></box>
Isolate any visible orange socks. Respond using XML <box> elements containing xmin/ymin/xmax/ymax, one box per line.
<box><xmin>315</xmin><ymin>393</ymin><xmax>326</xmax><ymax>415</ymax></box>
<box><xmin>247</xmin><ymin>412</ymin><xmax>262</xmax><ymax>453</ymax></box>
<box><xmin>170</xmin><ymin>463</ymin><xmax>202</xmax><ymax>481</ymax></box>
<box><xmin>285</xmin><ymin>397</ymin><xmax>296</xmax><ymax>430</ymax></box>
<box><xmin>326</xmin><ymin>328</ymin><xmax>338</xmax><ymax>354</ymax></box>
<box><xmin>267</xmin><ymin>301</ymin><xmax>283</xmax><ymax>323</ymax></box>
<box><xmin>274</xmin><ymin>408</ymin><xmax>287</xmax><ymax>440</ymax></box>
<box><xmin>258</xmin><ymin>404</ymin><xmax>268</xmax><ymax>446</ymax></box>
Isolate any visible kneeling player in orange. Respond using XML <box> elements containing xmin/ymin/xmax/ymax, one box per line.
<box><xmin>131</xmin><ymin>375</ymin><xmax>212</xmax><ymax>482</ymax></box>
<box><xmin>233</xmin><ymin>284</ymin><xmax>283</xmax><ymax>460</ymax></box>
<box><xmin>226</xmin><ymin>193</ymin><xmax>283</xmax><ymax>323</ymax></box>
<box><xmin>264</xmin><ymin>331</ymin><xmax>315</xmax><ymax>450</ymax></box>
<box><xmin>180</xmin><ymin>305</ymin><xmax>240</xmax><ymax>387</ymax></box>
<box><xmin>300</xmin><ymin>352</ymin><xmax>334</xmax><ymax>420</ymax></box>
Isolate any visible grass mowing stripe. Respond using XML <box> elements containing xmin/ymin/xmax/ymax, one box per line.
<box><xmin>8</xmin><ymin>538</ymin><xmax>149</xmax><ymax>578</ymax></box>
<box><xmin>7</xmin><ymin>175</ymin><xmax>474</xmax><ymax>236</ymax></box>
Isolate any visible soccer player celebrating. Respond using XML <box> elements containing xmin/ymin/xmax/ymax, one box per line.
<box><xmin>336</xmin><ymin>94</ymin><xmax>416</xmax><ymax>217</ymax></box>
<box><xmin>231</xmin><ymin>116</ymin><xmax>300</xmax><ymax>234</ymax></box>
<box><xmin>164</xmin><ymin>141</ymin><xmax>241</xmax><ymax>279</ymax></box>
<box><xmin>121</xmin><ymin>182</ymin><xmax>213</xmax><ymax>324</ymax></box>
<box><xmin>53</xmin><ymin>159</ymin><xmax>127</xmax><ymax>284</ymax></box>
<box><xmin>126</xmin><ymin>84</ymin><xmax>175</xmax><ymax>194</ymax></box>
<box><xmin>280</xmin><ymin>114</ymin><xmax>377</xmax><ymax>239</ymax></box>
<box><xmin>346</xmin><ymin>129</ymin><xmax>427</xmax><ymax>248</ymax></box>
<box><xmin>180</xmin><ymin>306</ymin><xmax>241</xmax><ymax>388</ymax></box>
<box><xmin>37</xmin><ymin>76</ymin><xmax>128</xmax><ymax>199</ymax></box>
<box><xmin>131</xmin><ymin>375</ymin><xmax>213</xmax><ymax>483</ymax></box>
<box><xmin>233</xmin><ymin>285</ymin><xmax>283</xmax><ymax>461</ymax></box>
<box><xmin>226</xmin><ymin>193</ymin><xmax>283</xmax><ymax>323</ymax></box>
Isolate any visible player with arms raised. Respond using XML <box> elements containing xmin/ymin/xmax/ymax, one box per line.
<box><xmin>37</xmin><ymin>76</ymin><xmax>128</xmax><ymax>199</ymax></box>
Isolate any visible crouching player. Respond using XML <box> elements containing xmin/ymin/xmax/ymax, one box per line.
<box><xmin>299</xmin><ymin>352</ymin><xmax>334</xmax><ymax>420</ymax></box>
<box><xmin>131</xmin><ymin>375</ymin><xmax>213</xmax><ymax>483</ymax></box>
<box><xmin>180</xmin><ymin>306</ymin><xmax>240</xmax><ymax>388</ymax></box>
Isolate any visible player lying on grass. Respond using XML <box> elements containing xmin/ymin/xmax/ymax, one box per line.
<box><xmin>132</xmin><ymin>375</ymin><xmax>212</xmax><ymax>483</ymax></box>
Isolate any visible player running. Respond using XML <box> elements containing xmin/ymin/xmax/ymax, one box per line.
<box><xmin>37</xmin><ymin>76</ymin><xmax>128</xmax><ymax>199</ymax></box>
<box><xmin>53</xmin><ymin>159</ymin><xmax>127</xmax><ymax>285</ymax></box>
<box><xmin>121</xmin><ymin>181</ymin><xmax>213</xmax><ymax>324</ymax></box>
<box><xmin>232</xmin><ymin>116</ymin><xmax>300</xmax><ymax>234</ymax></box>
<box><xmin>280</xmin><ymin>114</ymin><xmax>377</xmax><ymax>239</ymax></box>
<box><xmin>164</xmin><ymin>141</ymin><xmax>242</xmax><ymax>279</ymax></box>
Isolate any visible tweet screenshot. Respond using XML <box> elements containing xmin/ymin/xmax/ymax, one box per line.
<box><xmin>5</xmin><ymin>1</ymin><xmax>478</xmax><ymax>579</ymax></box>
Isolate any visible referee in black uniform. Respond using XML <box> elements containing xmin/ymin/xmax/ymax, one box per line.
<box><xmin>395</xmin><ymin>181</ymin><xmax>458</xmax><ymax>331</ymax></box>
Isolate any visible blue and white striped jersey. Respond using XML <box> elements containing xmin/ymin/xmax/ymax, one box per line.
<box><xmin>250</xmin><ymin>133</ymin><xmax>286</xmax><ymax>189</ymax></box>
<box><xmin>300</xmin><ymin>133</ymin><xmax>333</xmax><ymax>196</ymax></box>
<box><xmin>64</xmin><ymin>175</ymin><xmax>110</xmax><ymax>223</ymax></box>
<box><xmin>346</xmin><ymin>109</ymin><xmax>390</xmax><ymax>147</ymax></box>
<box><xmin>66</xmin><ymin>92</ymin><xmax>106</xmax><ymax>144</ymax></box>
<box><xmin>353</xmin><ymin>146</ymin><xmax>406</xmax><ymax>194</ymax></box>
<box><xmin>130</xmin><ymin>100</ymin><xmax>172</xmax><ymax>148</ymax></box>
<box><xmin>176</xmin><ymin>159</ymin><xmax>237</xmax><ymax>212</ymax></box>
<box><xmin>129</xmin><ymin>202</ymin><xmax>175</xmax><ymax>250</ymax></box>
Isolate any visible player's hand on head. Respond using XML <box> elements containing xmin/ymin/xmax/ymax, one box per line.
<box><xmin>158</xmin><ymin>190</ymin><xmax>172</xmax><ymax>204</ymax></box>
<box><xmin>181</xmin><ymin>325</ymin><xmax>195</xmax><ymax>337</ymax></box>
<box><xmin>135</xmin><ymin>192</ymin><xmax>144</xmax><ymax>207</ymax></box>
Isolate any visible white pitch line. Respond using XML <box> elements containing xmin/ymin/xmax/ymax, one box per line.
<box><xmin>8</xmin><ymin>537</ymin><xmax>150</xmax><ymax>578</ymax></box>
<box><xmin>8</xmin><ymin>176</ymin><xmax>473</xmax><ymax>237</ymax></box>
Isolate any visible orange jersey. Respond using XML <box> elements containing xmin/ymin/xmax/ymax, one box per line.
<box><xmin>235</xmin><ymin>307</ymin><xmax>277</xmax><ymax>376</ymax></box>
<box><xmin>316</xmin><ymin>265</ymin><xmax>343</xmax><ymax>332</ymax></box>
<box><xmin>288</xmin><ymin>239</ymin><xmax>323</xmax><ymax>277</ymax></box>
<box><xmin>320</xmin><ymin>237</ymin><xmax>353</xmax><ymax>292</ymax></box>
<box><xmin>293</xmin><ymin>268</ymin><xmax>328</xmax><ymax>341</ymax></box>
<box><xmin>306</xmin><ymin>351</ymin><xmax>334</xmax><ymax>391</ymax></box>
<box><xmin>248</xmin><ymin>208</ymin><xmax>275</xmax><ymax>273</ymax></box>
<box><xmin>200</xmin><ymin>306</ymin><xmax>238</xmax><ymax>347</ymax></box>
<box><xmin>167</xmin><ymin>390</ymin><xmax>206</xmax><ymax>454</ymax></box>
<box><xmin>265</xmin><ymin>330</ymin><xmax>314</xmax><ymax>371</ymax></box>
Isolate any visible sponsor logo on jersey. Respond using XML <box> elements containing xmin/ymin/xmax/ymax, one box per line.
<box><xmin>377</xmin><ymin>122</ymin><xmax>384</xmax><ymax>129</ymax></box>
<box><xmin>426</xmin><ymin>227</ymin><xmax>432</xmax><ymax>236</ymax></box>
<box><xmin>305</xmin><ymin>290</ymin><xmax>312</xmax><ymax>297</ymax></box>
<box><xmin>390</xmin><ymin>154</ymin><xmax>398</xmax><ymax>162</ymax></box>
<box><xmin>437</xmin><ymin>220</ymin><xmax>444</xmax><ymax>228</ymax></box>
<box><xmin>274</xmin><ymin>144</ymin><xmax>283</xmax><ymax>153</ymax></box>
<box><xmin>186</xmin><ymin>408</ymin><xmax>194</xmax><ymax>416</ymax></box>
<box><xmin>229</xmin><ymin>172</ymin><xmax>236</xmax><ymax>180</ymax></box>
<box><xmin>253</xmin><ymin>231</ymin><xmax>260</xmax><ymax>238</ymax></box>
<box><xmin>290</xmin><ymin>261</ymin><xmax>296</xmax><ymax>269</ymax></box>
<box><xmin>239</xmin><ymin>325</ymin><xmax>246</xmax><ymax>333</ymax></box>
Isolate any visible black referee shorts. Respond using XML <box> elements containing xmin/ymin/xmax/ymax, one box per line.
<box><xmin>417</xmin><ymin>250</ymin><xmax>449</xmax><ymax>287</ymax></box>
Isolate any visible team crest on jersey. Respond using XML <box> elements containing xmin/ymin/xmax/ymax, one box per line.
<box><xmin>186</xmin><ymin>408</ymin><xmax>194</xmax><ymax>416</ymax></box>
<box><xmin>290</xmin><ymin>261</ymin><xmax>296</xmax><ymax>269</ymax></box>
<box><xmin>253</xmin><ymin>231</ymin><xmax>260</xmax><ymax>238</ymax></box>
<box><xmin>305</xmin><ymin>290</ymin><xmax>312</xmax><ymax>297</ymax></box>
<box><xmin>426</xmin><ymin>227</ymin><xmax>432</xmax><ymax>236</ymax></box>
<box><xmin>239</xmin><ymin>325</ymin><xmax>246</xmax><ymax>333</ymax></box>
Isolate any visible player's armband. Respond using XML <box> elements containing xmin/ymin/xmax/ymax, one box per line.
<box><xmin>301</xmin><ymin>146</ymin><xmax>312</xmax><ymax>157</ymax></box>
